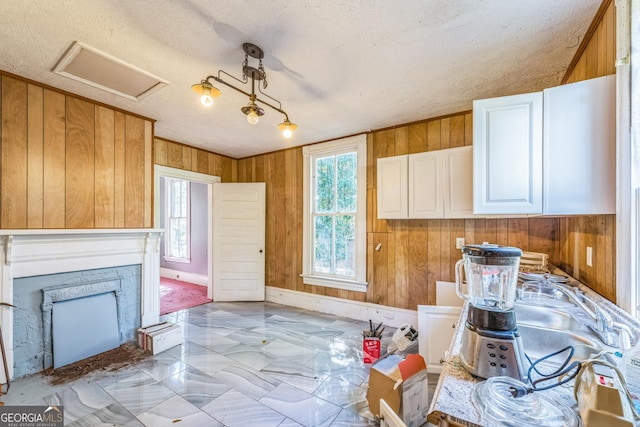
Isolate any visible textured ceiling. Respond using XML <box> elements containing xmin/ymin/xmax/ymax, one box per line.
<box><xmin>0</xmin><ymin>1</ymin><xmax>600</xmax><ymax>158</ymax></box>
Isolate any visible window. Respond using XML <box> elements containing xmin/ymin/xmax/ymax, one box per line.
<box><xmin>165</xmin><ymin>178</ymin><xmax>190</xmax><ymax>262</ymax></box>
<box><xmin>302</xmin><ymin>134</ymin><xmax>367</xmax><ymax>292</ymax></box>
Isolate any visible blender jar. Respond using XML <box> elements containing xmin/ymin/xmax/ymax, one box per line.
<box><xmin>455</xmin><ymin>244</ymin><xmax>522</xmax><ymax>310</ymax></box>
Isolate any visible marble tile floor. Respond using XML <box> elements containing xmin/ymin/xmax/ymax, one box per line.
<box><xmin>4</xmin><ymin>301</ymin><xmax>439</xmax><ymax>426</ymax></box>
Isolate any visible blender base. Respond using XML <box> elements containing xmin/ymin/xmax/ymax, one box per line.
<box><xmin>459</xmin><ymin>324</ymin><xmax>528</xmax><ymax>382</ymax></box>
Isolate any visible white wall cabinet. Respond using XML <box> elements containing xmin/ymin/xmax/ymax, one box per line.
<box><xmin>409</xmin><ymin>151</ymin><xmax>443</xmax><ymax>218</ymax></box>
<box><xmin>543</xmin><ymin>75</ymin><xmax>615</xmax><ymax>215</ymax></box>
<box><xmin>377</xmin><ymin>155</ymin><xmax>409</xmax><ymax>219</ymax></box>
<box><xmin>473</xmin><ymin>75</ymin><xmax>615</xmax><ymax>216</ymax></box>
<box><xmin>417</xmin><ymin>305</ymin><xmax>461</xmax><ymax>374</ymax></box>
<box><xmin>473</xmin><ymin>92</ymin><xmax>543</xmax><ymax>215</ymax></box>
<box><xmin>377</xmin><ymin>146</ymin><xmax>473</xmax><ymax>219</ymax></box>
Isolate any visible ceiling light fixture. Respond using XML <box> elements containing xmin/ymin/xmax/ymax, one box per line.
<box><xmin>191</xmin><ymin>43</ymin><xmax>298</xmax><ymax>138</ymax></box>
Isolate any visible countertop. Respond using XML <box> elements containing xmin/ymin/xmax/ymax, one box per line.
<box><xmin>426</xmin><ymin>270</ymin><xmax>640</xmax><ymax>427</ymax></box>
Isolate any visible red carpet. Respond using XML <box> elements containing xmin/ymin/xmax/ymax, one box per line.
<box><xmin>160</xmin><ymin>277</ymin><xmax>212</xmax><ymax>315</ymax></box>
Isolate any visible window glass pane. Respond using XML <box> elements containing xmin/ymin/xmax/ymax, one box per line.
<box><xmin>315</xmin><ymin>156</ymin><xmax>335</xmax><ymax>213</ymax></box>
<box><xmin>335</xmin><ymin>214</ymin><xmax>355</xmax><ymax>276</ymax></box>
<box><xmin>179</xmin><ymin>181</ymin><xmax>188</xmax><ymax>217</ymax></box>
<box><xmin>313</xmin><ymin>215</ymin><xmax>333</xmax><ymax>273</ymax></box>
<box><xmin>169</xmin><ymin>218</ymin><xmax>187</xmax><ymax>258</ymax></box>
<box><xmin>337</xmin><ymin>153</ymin><xmax>357</xmax><ymax>212</ymax></box>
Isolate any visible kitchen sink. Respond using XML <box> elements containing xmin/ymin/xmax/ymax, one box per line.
<box><xmin>518</xmin><ymin>323</ymin><xmax>601</xmax><ymax>367</ymax></box>
<box><xmin>514</xmin><ymin>303</ymin><xmax>583</xmax><ymax>331</ymax></box>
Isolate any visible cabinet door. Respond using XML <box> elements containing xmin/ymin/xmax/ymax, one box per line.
<box><xmin>409</xmin><ymin>151</ymin><xmax>443</xmax><ymax>218</ymax></box>
<box><xmin>417</xmin><ymin>305</ymin><xmax>461</xmax><ymax>374</ymax></box>
<box><xmin>377</xmin><ymin>155</ymin><xmax>408</xmax><ymax>219</ymax></box>
<box><xmin>543</xmin><ymin>75</ymin><xmax>615</xmax><ymax>215</ymax></box>
<box><xmin>473</xmin><ymin>92</ymin><xmax>543</xmax><ymax>214</ymax></box>
<box><xmin>443</xmin><ymin>146</ymin><xmax>474</xmax><ymax>218</ymax></box>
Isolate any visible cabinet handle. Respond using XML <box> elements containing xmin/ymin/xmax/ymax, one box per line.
<box><xmin>440</xmin><ymin>358</ymin><xmax>445</xmax><ymax>364</ymax></box>
<box><xmin>451</xmin><ymin>323</ymin><xmax>456</xmax><ymax>329</ymax></box>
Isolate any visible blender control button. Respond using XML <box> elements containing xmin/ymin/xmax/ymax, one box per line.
<box><xmin>499</xmin><ymin>354</ymin><xmax>506</xmax><ymax>359</ymax></box>
<box><xmin>487</xmin><ymin>343</ymin><xmax>496</xmax><ymax>349</ymax></box>
<box><xmin>489</xmin><ymin>353</ymin><xmax>496</xmax><ymax>358</ymax></box>
<box><xmin>489</xmin><ymin>362</ymin><xmax>496</xmax><ymax>367</ymax></box>
<box><xmin>499</xmin><ymin>345</ymin><xmax>508</xmax><ymax>351</ymax></box>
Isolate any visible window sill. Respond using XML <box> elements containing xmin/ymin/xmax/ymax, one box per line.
<box><xmin>300</xmin><ymin>274</ymin><xmax>368</xmax><ymax>293</ymax></box>
<box><xmin>163</xmin><ymin>257</ymin><xmax>191</xmax><ymax>264</ymax></box>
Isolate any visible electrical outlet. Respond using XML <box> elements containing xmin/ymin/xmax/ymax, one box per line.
<box><xmin>456</xmin><ymin>237</ymin><xmax>465</xmax><ymax>249</ymax></box>
<box><xmin>586</xmin><ymin>246</ymin><xmax>593</xmax><ymax>267</ymax></box>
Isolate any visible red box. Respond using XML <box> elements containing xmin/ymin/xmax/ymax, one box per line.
<box><xmin>363</xmin><ymin>337</ymin><xmax>381</xmax><ymax>363</ymax></box>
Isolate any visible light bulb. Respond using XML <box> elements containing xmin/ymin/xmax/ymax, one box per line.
<box><xmin>282</xmin><ymin>127</ymin><xmax>293</xmax><ymax>138</ymax></box>
<box><xmin>200</xmin><ymin>87</ymin><xmax>213</xmax><ymax>107</ymax></box>
<box><xmin>201</xmin><ymin>93</ymin><xmax>213</xmax><ymax>107</ymax></box>
<box><xmin>247</xmin><ymin>109</ymin><xmax>259</xmax><ymax>125</ymax></box>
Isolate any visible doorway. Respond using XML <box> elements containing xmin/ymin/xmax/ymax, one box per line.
<box><xmin>154</xmin><ymin>166</ymin><xmax>220</xmax><ymax>307</ymax></box>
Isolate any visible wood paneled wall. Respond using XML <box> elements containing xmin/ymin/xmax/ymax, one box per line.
<box><xmin>237</xmin><ymin>114</ymin><xmax>560</xmax><ymax>309</ymax></box>
<box><xmin>563</xmin><ymin>0</ymin><xmax>615</xmax><ymax>83</ymax></box>
<box><xmin>154</xmin><ymin>137</ymin><xmax>237</xmax><ymax>183</ymax></box>
<box><xmin>0</xmin><ymin>73</ymin><xmax>153</xmax><ymax>229</ymax></box>
<box><xmin>556</xmin><ymin>0</ymin><xmax>616</xmax><ymax>301</ymax></box>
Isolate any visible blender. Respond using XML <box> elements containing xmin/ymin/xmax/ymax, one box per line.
<box><xmin>455</xmin><ymin>244</ymin><xmax>527</xmax><ymax>381</ymax></box>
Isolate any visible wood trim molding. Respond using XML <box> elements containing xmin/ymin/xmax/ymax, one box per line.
<box><xmin>562</xmin><ymin>0</ymin><xmax>613</xmax><ymax>84</ymax></box>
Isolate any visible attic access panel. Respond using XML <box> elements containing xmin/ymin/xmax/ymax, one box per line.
<box><xmin>53</xmin><ymin>41</ymin><xmax>168</xmax><ymax>101</ymax></box>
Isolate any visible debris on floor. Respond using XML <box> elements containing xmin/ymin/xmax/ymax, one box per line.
<box><xmin>42</xmin><ymin>343</ymin><xmax>151</xmax><ymax>385</ymax></box>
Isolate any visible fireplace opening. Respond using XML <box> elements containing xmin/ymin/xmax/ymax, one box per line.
<box><xmin>43</xmin><ymin>282</ymin><xmax>123</xmax><ymax>369</ymax></box>
<box><xmin>13</xmin><ymin>265</ymin><xmax>141</xmax><ymax>378</ymax></box>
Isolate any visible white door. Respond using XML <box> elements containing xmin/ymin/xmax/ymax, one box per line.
<box><xmin>417</xmin><ymin>305</ymin><xmax>461</xmax><ymax>374</ymax></box>
<box><xmin>213</xmin><ymin>183</ymin><xmax>265</xmax><ymax>301</ymax></box>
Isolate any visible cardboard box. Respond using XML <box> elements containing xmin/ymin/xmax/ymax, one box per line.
<box><xmin>363</xmin><ymin>337</ymin><xmax>381</xmax><ymax>364</ymax></box>
<box><xmin>136</xmin><ymin>322</ymin><xmax>183</xmax><ymax>354</ymax></box>
<box><xmin>366</xmin><ymin>353</ymin><xmax>429</xmax><ymax>427</ymax></box>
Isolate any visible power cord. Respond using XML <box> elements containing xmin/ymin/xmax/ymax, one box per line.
<box><xmin>509</xmin><ymin>346</ymin><xmax>582</xmax><ymax>397</ymax></box>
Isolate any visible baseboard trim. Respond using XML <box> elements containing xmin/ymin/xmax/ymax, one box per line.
<box><xmin>160</xmin><ymin>268</ymin><xmax>207</xmax><ymax>286</ymax></box>
<box><xmin>265</xmin><ymin>286</ymin><xmax>418</xmax><ymax>328</ymax></box>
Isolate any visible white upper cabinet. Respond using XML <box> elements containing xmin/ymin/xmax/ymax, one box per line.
<box><xmin>377</xmin><ymin>146</ymin><xmax>473</xmax><ymax>219</ymax></box>
<box><xmin>543</xmin><ymin>75</ymin><xmax>615</xmax><ymax>215</ymax></box>
<box><xmin>377</xmin><ymin>155</ymin><xmax>408</xmax><ymax>219</ymax></box>
<box><xmin>473</xmin><ymin>75</ymin><xmax>615</xmax><ymax>216</ymax></box>
<box><xmin>444</xmin><ymin>146</ymin><xmax>474</xmax><ymax>218</ymax></box>
<box><xmin>473</xmin><ymin>92</ymin><xmax>543</xmax><ymax>215</ymax></box>
<box><xmin>409</xmin><ymin>151</ymin><xmax>443</xmax><ymax>218</ymax></box>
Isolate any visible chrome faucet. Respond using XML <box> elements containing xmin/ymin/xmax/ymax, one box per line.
<box><xmin>523</xmin><ymin>279</ymin><xmax>635</xmax><ymax>349</ymax></box>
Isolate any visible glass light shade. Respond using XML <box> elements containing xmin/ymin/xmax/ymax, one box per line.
<box><xmin>247</xmin><ymin>109</ymin><xmax>259</xmax><ymax>124</ymax></box>
<box><xmin>278</xmin><ymin>120</ymin><xmax>298</xmax><ymax>138</ymax></box>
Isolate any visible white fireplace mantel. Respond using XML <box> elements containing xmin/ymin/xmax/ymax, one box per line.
<box><xmin>0</xmin><ymin>229</ymin><xmax>163</xmax><ymax>382</ymax></box>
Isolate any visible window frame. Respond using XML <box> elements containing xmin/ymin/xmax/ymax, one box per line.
<box><xmin>301</xmin><ymin>134</ymin><xmax>368</xmax><ymax>292</ymax></box>
<box><xmin>164</xmin><ymin>177</ymin><xmax>191</xmax><ymax>263</ymax></box>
